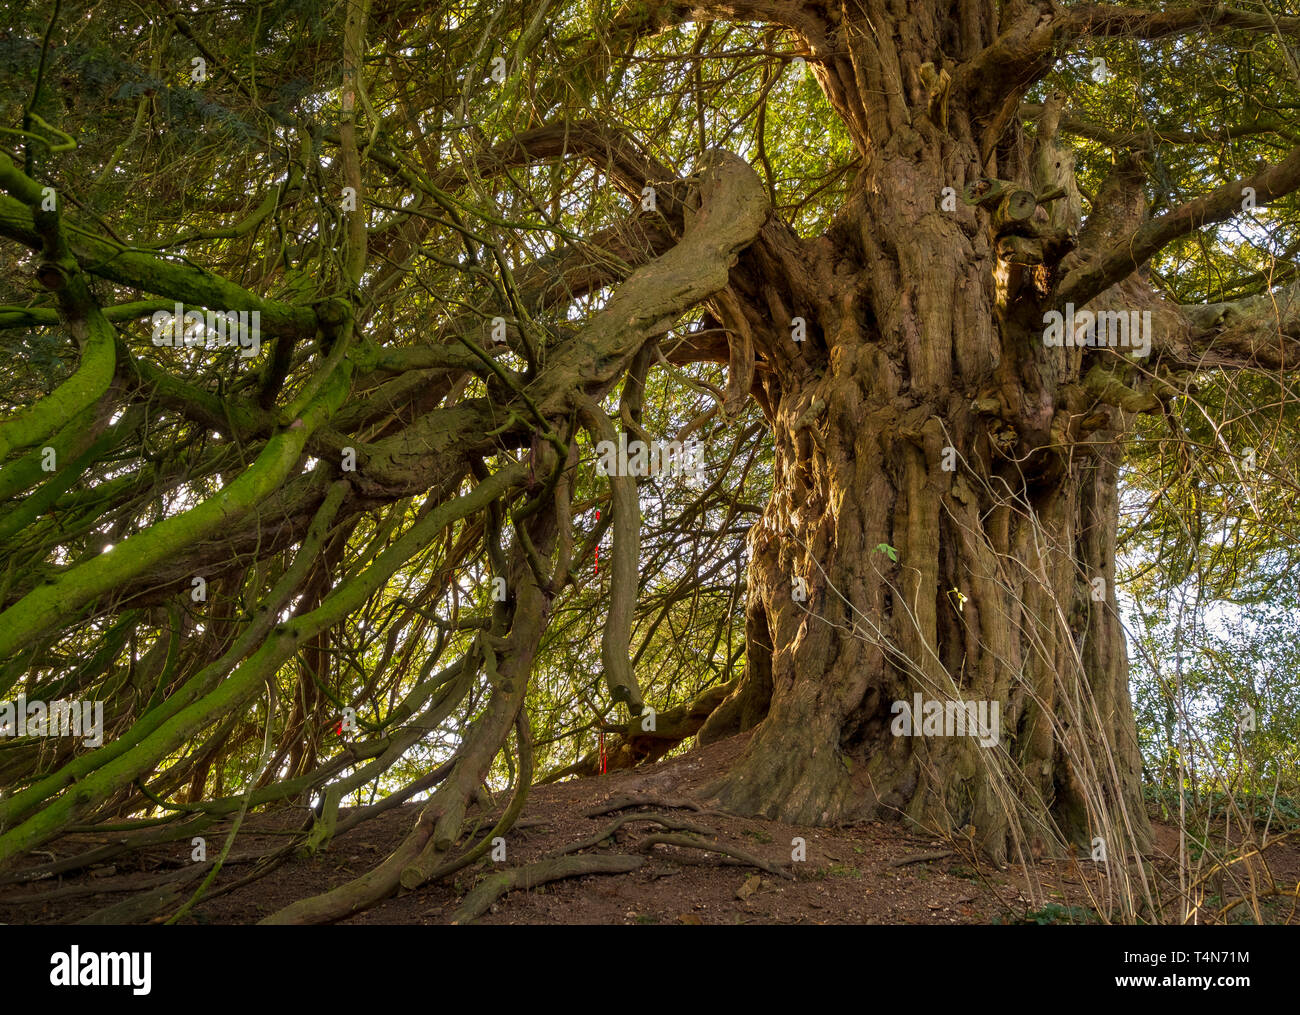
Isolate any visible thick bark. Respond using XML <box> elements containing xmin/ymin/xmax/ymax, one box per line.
<box><xmin>695</xmin><ymin>10</ymin><xmax>1155</xmax><ymax>864</ymax></box>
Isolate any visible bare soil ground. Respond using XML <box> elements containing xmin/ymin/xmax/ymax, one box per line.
<box><xmin>3</xmin><ymin>732</ymin><xmax>1297</xmax><ymax>925</ymax></box>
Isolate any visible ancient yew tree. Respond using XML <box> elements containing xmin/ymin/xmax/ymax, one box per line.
<box><xmin>0</xmin><ymin>0</ymin><xmax>1297</xmax><ymax>921</ymax></box>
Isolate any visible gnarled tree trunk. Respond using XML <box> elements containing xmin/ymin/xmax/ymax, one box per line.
<box><xmin>693</xmin><ymin>8</ymin><xmax>1152</xmax><ymax>864</ymax></box>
